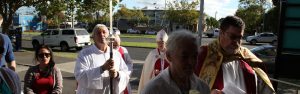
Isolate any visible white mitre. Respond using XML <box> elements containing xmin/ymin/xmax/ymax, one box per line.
<box><xmin>156</xmin><ymin>29</ymin><xmax>168</xmax><ymax>42</ymax></box>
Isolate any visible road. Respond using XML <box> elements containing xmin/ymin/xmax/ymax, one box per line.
<box><xmin>15</xmin><ymin>36</ymin><xmax>279</xmax><ymax>94</ymax></box>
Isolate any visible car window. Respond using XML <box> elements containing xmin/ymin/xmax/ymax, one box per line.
<box><xmin>266</xmin><ymin>34</ymin><xmax>274</xmax><ymax>37</ymax></box>
<box><xmin>42</xmin><ymin>30</ymin><xmax>51</xmax><ymax>36</ymax></box>
<box><xmin>75</xmin><ymin>29</ymin><xmax>89</xmax><ymax>35</ymax></box>
<box><xmin>52</xmin><ymin>30</ymin><xmax>59</xmax><ymax>35</ymax></box>
<box><xmin>260</xmin><ymin>34</ymin><xmax>267</xmax><ymax>37</ymax></box>
<box><xmin>257</xmin><ymin>48</ymin><xmax>276</xmax><ymax>56</ymax></box>
<box><xmin>62</xmin><ymin>30</ymin><xmax>75</xmax><ymax>35</ymax></box>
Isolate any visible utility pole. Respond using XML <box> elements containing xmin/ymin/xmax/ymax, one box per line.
<box><xmin>198</xmin><ymin>0</ymin><xmax>204</xmax><ymax>46</ymax></box>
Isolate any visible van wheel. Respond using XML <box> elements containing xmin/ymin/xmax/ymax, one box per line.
<box><xmin>75</xmin><ymin>47</ymin><xmax>82</xmax><ymax>51</ymax></box>
<box><xmin>60</xmin><ymin>42</ymin><xmax>69</xmax><ymax>52</ymax></box>
<box><xmin>32</xmin><ymin>40</ymin><xmax>39</xmax><ymax>49</ymax></box>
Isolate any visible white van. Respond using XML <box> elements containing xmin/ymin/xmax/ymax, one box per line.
<box><xmin>32</xmin><ymin>28</ymin><xmax>91</xmax><ymax>51</ymax></box>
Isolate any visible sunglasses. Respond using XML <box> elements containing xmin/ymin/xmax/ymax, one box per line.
<box><xmin>38</xmin><ymin>53</ymin><xmax>51</xmax><ymax>58</ymax></box>
<box><xmin>224</xmin><ymin>32</ymin><xmax>243</xmax><ymax>40</ymax></box>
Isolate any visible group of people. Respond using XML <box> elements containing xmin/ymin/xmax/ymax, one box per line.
<box><xmin>0</xmin><ymin>15</ymin><xmax>276</xmax><ymax>94</ymax></box>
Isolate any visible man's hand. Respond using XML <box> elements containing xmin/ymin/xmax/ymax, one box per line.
<box><xmin>109</xmin><ymin>69</ymin><xmax>119</xmax><ymax>78</ymax></box>
<box><xmin>101</xmin><ymin>59</ymin><xmax>114</xmax><ymax>71</ymax></box>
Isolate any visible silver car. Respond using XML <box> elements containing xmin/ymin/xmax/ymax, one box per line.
<box><xmin>251</xmin><ymin>44</ymin><xmax>276</xmax><ymax>73</ymax></box>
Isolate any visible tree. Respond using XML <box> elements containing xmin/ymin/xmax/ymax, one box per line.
<box><xmin>206</xmin><ymin>17</ymin><xmax>219</xmax><ymax>29</ymax></box>
<box><xmin>235</xmin><ymin>5</ymin><xmax>264</xmax><ymax>34</ymax></box>
<box><xmin>114</xmin><ymin>5</ymin><xmax>149</xmax><ymax>27</ymax></box>
<box><xmin>0</xmin><ymin>0</ymin><xmax>48</xmax><ymax>34</ymax></box>
<box><xmin>35</xmin><ymin>0</ymin><xmax>67</xmax><ymax>27</ymax></box>
<box><xmin>264</xmin><ymin>5</ymin><xmax>279</xmax><ymax>34</ymax></box>
<box><xmin>75</xmin><ymin>0</ymin><xmax>119</xmax><ymax>23</ymax></box>
<box><xmin>166</xmin><ymin>0</ymin><xmax>199</xmax><ymax>31</ymax></box>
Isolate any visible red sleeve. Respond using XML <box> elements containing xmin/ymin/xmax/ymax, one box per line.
<box><xmin>194</xmin><ymin>46</ymin><xmax>208</xmax><ymax>76</ymax></box>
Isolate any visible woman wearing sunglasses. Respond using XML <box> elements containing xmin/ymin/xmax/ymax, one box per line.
<box><xmin>24</xmin><ymin>45</ymin><xmax>63</xmax><ymax>94</ymax></box>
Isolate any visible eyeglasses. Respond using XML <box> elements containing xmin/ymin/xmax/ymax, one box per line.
<box><xmin>224</xmin><ymin>32</ymin><xmax>243</xmax><ymax>41</ymax></box>
<box><xmin>38</xmin><ymin>53</ymin><xmax>51</xmax><ymax>58</ymax></box>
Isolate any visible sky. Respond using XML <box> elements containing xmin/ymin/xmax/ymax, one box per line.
<box><xmin>16</xmin><ymin>0</ymin><xmax>272</xmax><ymax>20</ymax></box>
<box><xmin>120</xmin><ymin>0</ymin><xmax>240</xmax><ymax>20</ymax></box>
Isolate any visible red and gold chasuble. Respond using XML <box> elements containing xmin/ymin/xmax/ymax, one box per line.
<box><xmin>194</xmin><ymin>40</ymin><xmax>274</xmax><ymax>93</ymax></box>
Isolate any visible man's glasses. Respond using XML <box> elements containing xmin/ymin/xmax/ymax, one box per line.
<box><xmin>38</xmin><ymin>53</ymin><xmax>51</xmax><ymax>58</ymax></box>
<box><xmin>225</xmin><ymin>32</ymin><xmax>243</xmax><ymax>41</ymax></box>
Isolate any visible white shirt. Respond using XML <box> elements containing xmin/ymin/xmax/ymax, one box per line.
<box><xmin>222</xmin><ymin>60</ymin><xmax>274</xmax><ymax>94</ymax></box>
<box><xmin>222</xmin><ymin>61</ymin><xmax>247</xmax><ymax>94</ymax></box>
<box><xmin>74</xmin><ymin>45</ymin><xmax>130</xmax><ymax>94</ymax></box>
<box><xmin>141</xmin><ymin>68</ymin><xmax>210</xmax><ymax>94</ymax></box>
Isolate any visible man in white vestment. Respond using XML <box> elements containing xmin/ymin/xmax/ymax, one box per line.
<box><xmin>142</xmin><ymin>30</ymin><xmax>210</xmax><ymax>94</ymax></box>
<box><xmin>137</xmin><ymin>29</ymin><xmax>170</xmax><ymax>94</ymax></box>
<box><xmin>112</xmin><ymin>34</ymin><xmax>133</xmax><ymax>94</ymax></box>
<box><xmin>74</xmin><ymin>24</ymin><xmax>130</xmax><ymax>94</ymax></box>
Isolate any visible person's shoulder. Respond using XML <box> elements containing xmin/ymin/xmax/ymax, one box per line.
<box><xmin>193</xmin><ymin>75</ymin><xmax>210</xmax><ymax>93</ymax></box>
<box><xmin>142</xmin><ymin>76</ymin><xmax>165</xmax><ymax>93</ymax></box>
<box><xmin>120</xmin><ymin>46</ymin><xmax>129</xmax><ymax>52</ymax></box>
<box><xmin>79</xmin><ymin>45</ymin><xmax>96</xmax><ymax>54</ymax></box>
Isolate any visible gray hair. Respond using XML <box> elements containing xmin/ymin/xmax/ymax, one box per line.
<box><xmin>166</xmin><ymin>29</ymin><xmax>199</xmax><ymax>53</ymax></box>
<box><xmin>91</xmin><ymin>24</ymin><xmax>109</xmax><ymax>38</ymax></box>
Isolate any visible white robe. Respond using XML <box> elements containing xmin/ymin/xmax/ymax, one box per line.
<box><xmin>116</xmin><ymin>46</ymin><xmax>133</xmax><ymax>94</ymax></box>
<box><xmin>74</xmin><ymin>45</ymin><xmax>130</xmax><ymax>94</ymax></box>
<box><xmin>138</xmin><ymin>49</ymin><xmax>166</xmax><ymax>94</ymax></box>
<box><xmin>222</xmin><ymin>60</ymin><xmax>275</xmax><ymax>94</ymax></box>
<box><xmin>141</xmin><ymin>68</ymin><xmax>211</xmax><ymax>94</ymax></box>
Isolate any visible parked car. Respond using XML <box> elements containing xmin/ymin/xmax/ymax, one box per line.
<box><xmin>32</xmin><ymin>28</ymin><xmax>91</xmax><ymax>51</ymax></box>
<box><xmin>145</xmin><ymin>30</ymin><xmax>156</xmax><ymax>35</ymax></box>
<box><xmin>250</xmin><ymin>44</ymin><xmax>276</xmax><ymax>73</ymax></box>
<box><xmin>246</xmin><ymin>33</ymin><xmax>277</xmax><ymax>45</ymax></box>
<box><xmin>204</xmin><ymin>28</ymin><xmax>220</xmax><ymax>38</ymax></box>
<box><xmin>127</xmin><ymin>29</ymin><xmax>140</xmax><ymax>34</ymax></box>
<box><xmin>113</xmin><ymin>27</ymin><xmax>121</xmax><ymax>35</ymax></box>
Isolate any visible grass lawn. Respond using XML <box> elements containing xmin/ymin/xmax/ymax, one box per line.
<box><xmin>121</xmin><ymin>42</ymin><xmax>156</xmax><ymax>48</ymax></box>
<box><xmin>119</xmin><ymin>34</ymin><xmax>156</xmax><ymax>39</ymax></box>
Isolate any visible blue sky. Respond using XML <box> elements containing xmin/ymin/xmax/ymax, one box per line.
<box><xmin>120</xmin><ymin>0</ymin><xmax>240</xmax><ymax>20</ymax></box>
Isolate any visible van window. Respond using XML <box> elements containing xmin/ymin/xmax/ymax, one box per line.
<box><xmin>75</xmin><ymin>29</ymin><xmax>89</xmax><ymax>35</ymax></box>
<box><xmin>62</xmin><ymin>30</ymin><xmax>75</xmax><ymax>35</ymax></box>
<box><xmin>52</xmin><ymin>30</ymin><xmax>59</xmax><ymax>35</ymax></box>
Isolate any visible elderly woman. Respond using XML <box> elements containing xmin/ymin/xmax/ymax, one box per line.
<box><xmin>141</xmin><ymin>30</ymin><xmax>210</xmax><ymax>94</ymax></box>
<box><xmin>74</xmin><ymin>24</ymin><xmax>129</xmax><ymax>94</ymax></box>
<box><xmin>24</xmin><ymin>45</ymin><xmax>63</xmax><ymax>94</ymax></box>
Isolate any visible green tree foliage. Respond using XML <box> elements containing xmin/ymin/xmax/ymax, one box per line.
<box><xmin>166</xmin><ymin>0</ymin><xmax>199</xmax><ymax>26</ymax></box>
<box><xmin>206</xmin><ymin>17</ymin><xmax>219</xmax><ymax>29</ymax></box>
<box><xmin>264</xmin><ymin>6</ymin><xmax>279</xmax><ymax>34</ymax></box>
<box><xmin>75</xmin><ymin>0</ymin><xmax>119</xmax><ymax>24</ymax></box>
<box><xmin>35</xmin><ymin>0</ymin><xmax>67</xmax><ymax>27</ymax></box>
<box><xmin>0</xmin><ymin>0</ymin><xmax>47</xmax><ymax>34</ymax></box>
<box><xmin>235</xmin><ymin>4</ymin><xmax>264</xmax><ymax>34</ymax></box>
<box><xmin>114</xmin><ymin>5</ymin><xmax>149</xmax><ymax>27</ymax></box>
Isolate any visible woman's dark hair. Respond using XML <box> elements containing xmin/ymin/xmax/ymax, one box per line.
<box><xmin>34</xmin><ymin>45</ymin><xmax>55</xmax><ymax>77</ymax></box>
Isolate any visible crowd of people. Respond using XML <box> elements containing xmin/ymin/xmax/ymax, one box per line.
<box><xmin>0</xmin><ymin>16</ymin><xmax>276</xmax><ymax>94</ymax></box>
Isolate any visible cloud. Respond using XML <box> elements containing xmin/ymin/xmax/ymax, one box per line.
<box><xmin>203</xmin><ymin>0</ymin><xmax>238</xmax><ymax>19</ymax></box>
